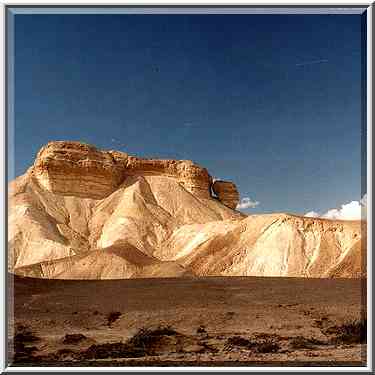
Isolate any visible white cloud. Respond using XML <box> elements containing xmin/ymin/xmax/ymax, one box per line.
<box><xmin>322</xmin><ymin>201</ymin><xmax>361</xmax><ymax>220</ymax></box>
<box><xmin>237</xmin><ymin>197</ymin><xmax>260</xmax><ymax>210</ymax></box>
<box><xmin>304</xmin><ymin>194</ymin><xmax>367</xmax><ymax>220</ymax></box>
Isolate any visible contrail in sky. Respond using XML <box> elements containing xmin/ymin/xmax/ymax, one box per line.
<box><xmin>295</xmin><ymin>59</ymin><xmax>329</xmax><ymax>67</ymax></box>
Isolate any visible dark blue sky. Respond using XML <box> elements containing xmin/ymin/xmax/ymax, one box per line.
<box><xmin>12</xmin><ymin>13</ymin><xmax>365</xmax><ymax>215</ymax></box>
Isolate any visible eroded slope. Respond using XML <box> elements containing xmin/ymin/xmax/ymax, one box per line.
<box><xmin>8</xmin><ymin>141</ymin><xmax>365</xmax><ymax>279</ymax></box>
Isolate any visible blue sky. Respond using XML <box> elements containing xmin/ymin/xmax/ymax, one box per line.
<box><xmin>11</xmin><ymin>13</ymin><xmax>365</xmax><ymax>215</ymax></box>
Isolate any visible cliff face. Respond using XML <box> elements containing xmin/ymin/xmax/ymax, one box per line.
<box><xmin>33</xmin><ymin>141</ymin><xmax>234</xmax><ymax>203</ymax></box>
<box><xmin>212</xmin><ymin>180</ymin><xmax>240</xmax><ymax>210</ymax></box>
<box><xmin>8</xmin><ymin>141</ymin><xmax>366</xmax><ymax>280</ymax></box>
<box><xmin>33</xmin><ymin>142</ymin><xmax>125</xmax><ymax>199</ymax></box>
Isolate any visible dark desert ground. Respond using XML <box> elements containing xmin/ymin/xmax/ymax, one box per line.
<box><xmin>9</xmin><ymin>275</ymin><xmax>366</xmax><ymax>367</ymax></box>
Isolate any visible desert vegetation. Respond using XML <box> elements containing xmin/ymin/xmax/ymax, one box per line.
<box><xmin>106</xmin><ymin>311</ymin><xmax>122</xmax><ymax>327</ymax></box>
<box><xmin>10</xmin><ymin>317</ymin><xmax>367</xmax><ymax>366</ymax></box>
<box><xmin>326</xmin><ymin>318</ymin><xmax>367</xmax><ymax>345</ymax></box>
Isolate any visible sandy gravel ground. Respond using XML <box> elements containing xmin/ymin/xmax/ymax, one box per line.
<box><xmin>8</xmin><ymin>275</ymin><xmax>366</xmax><ymax>367</ymax></box>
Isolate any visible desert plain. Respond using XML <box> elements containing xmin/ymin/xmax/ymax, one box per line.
<box><xmin>10</xmin><ymin>275</ymin><xmax>366</xmax><ymax>366</ymax></box>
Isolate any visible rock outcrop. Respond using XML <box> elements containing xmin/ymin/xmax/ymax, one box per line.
<box><xmin>33</xmin><ymin>141</ymin><xmax>224</xmax><ymax>201</ymax></box>
<box><xmin>123</xmin><ymin>156</ymin><xmax>212</xmax><ymax>199</ymax></box>
<box><xmin>8</xmin><ymin>140</ymin><xmax>366</xmax><ymax>279</ymax></box>
<box><xmin>33</xmin><ymin>142</ymin><xmax>125</xmax><ymax>199</ymax></box>
<box><xmin>212</xmin><ymin>180</ymin><xmax>240</xmax><ymax>209</ymax></box>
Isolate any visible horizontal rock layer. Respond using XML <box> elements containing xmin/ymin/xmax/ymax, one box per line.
<box><xmin>33</xmin><ymin>142</ymin><xmax>124</xmax><ymax>199</ymax></box>
<box><xmin>33</xmin><ymin>141</ymin><xmax>235</xmax><ymax>205</ymax></box>
<box><xmin>212</xmin><ymin>180</ymin><xmax>240</xmax><ymax>209</ymax></box>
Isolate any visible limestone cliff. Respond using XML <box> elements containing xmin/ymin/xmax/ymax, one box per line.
<box><xmin>212</xmin><ymin>180</ymin><xmax>240</xmax><ymax>209</ymax></box>
<box><xmin>33</xmin><ymin>141</ymin><xmax>235</xmax><ymax>203</ymax></box>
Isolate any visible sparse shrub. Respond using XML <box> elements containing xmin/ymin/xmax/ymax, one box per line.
<box><xmin>14</xmin><ymin>324</ymin><xmax>40</xmax><ymax>343</ymax></box>
<box><xmin>127</xmin><ymin>328</ymin><xmax>153</xmax><ymax>349</ymax></box>
<box><xmin>84</xmin><ymin>342</ymin><xmax>144</xmax><ymax>360</ymax></box>
<box><xmin>84</xmin><ymin>326</ymin><xmax>179</xmax><ymax>360</ymax></box>
<box><xmin>14</xmin><ymin>331</ymin><xmax>40</xmax><ymax>344</ymax></box>
<box><xmin>106</xmin><ymin>311</ymin><xmax>122</xmax><ymax>327</ymax></box>
<box><xmin>126</xmin><ymin>325</ymin><xmax>180</xmax><ymax>356</ymax></box>
<box><xmin>15</xmin><ymin>323</ymin><xmax>28</xmax><ymax>333</ymax></box>
<box><xmin>225</xmin><ymin>336</ymin><xmax>253</xmax><ymax>350</ymax></box>
<box><xmin>254</xmin><ymin>339</ymin><xmax>280</xmax><ymax>353</ymax></box>
<box><xmin>314</xmin><ymin>316</ymin><xmax>331</xmax><ymax>329</ymax></box>
<box><xmin>34</xmin><ymin>348</ymin><xmax>81</xmax><ymax>363</ymax></box>
<box><xmin>54</xmin><ymin>348</ymin><xmax>81</xmax><ymax>361</ymax></box>
<box><xmin>13</xmin><ymin>342</ymin><xmax>38</xmax><ymax>363</ymax></box>
<box><xmin>224</xmin><ymin>334</ymin><xmax>280</xmax><ymax>354</ymax></box>
<box><xmin>12</xmin><ymin>324</ymin><xmax>40</xmax><ymax>364</ymax></box>
<box><xmin>200</xmin><ymin>342</ymin><xmax>219</xmax><ymax>354</ymax></box>
<box><xmin>62</xmin><ymin>333</ymin><xmax>87</xmax><ymax>345</ymax></box>
<box><xmin>289</xmin><ymin>336</ymin><xmax>326</xmax><ymax>350</ymax></box>
<box><xmin>148</xmin><ymin>326</ymin><xmax>177</xmax><ymax>336</ymax></box>
<box><xmin>197</xmin><ymin>325</ymin><xmax>206</xmax><ymax>334</ymax></box>
<box><xmin>128</xmin><ymin>326</ymin><xmax>177</xmax><ymax>348</ymax></box>
<box><xmin>327</xmin><ymin>318</ymin><xmax>367</xmax><ymax>345</ymax></box>
<box><xmin>253</xmin><ymin>333</ymin><xmax>279</xmax><ymax>340</ymax></box>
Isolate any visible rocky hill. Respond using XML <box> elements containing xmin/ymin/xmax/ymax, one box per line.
<box><xmin>9</xmin><ymin>141</ymin><xmax>366</xmax><ymax>279</ymax></box>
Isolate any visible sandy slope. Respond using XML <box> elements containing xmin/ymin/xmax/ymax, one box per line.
<box><xmin>161</xmin><ymin>214</ymin><xmax>365</xmax><ymax>278</ymax></box>
<box><xmin>14</xmin><ymin>244</ymin><xmax>192</xmax><ymax>279</ymax></box>
<box><xmin>8</xmin><ymin>143</ymin><xmax>366</xmax><ymax>279</ymax></box>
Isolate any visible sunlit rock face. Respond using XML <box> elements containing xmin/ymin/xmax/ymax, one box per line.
<box><xmin>158</xmin><ymin>214</ymin><xmax>365</xmax><ymax>279</ymax></box>
<box><xmin>33</xmin><ymin>141</ymin><xmax>126</xmax><ymax>199</ymax></box>
<box><xmin>8</xmin><ymin>141</ymin><xmax>366</xmax><ymax>280</ymax></box>
<box><xmin>123</xmin><ymin>156</ymin><xmax>213</xmax><ymax>199</ymax></box>
<box><xmin>212</xmin><ymin>180</ymin><xmax>240</xmax><ymax>209</ymax></box>
<box><xmin>33</xmin><ymin>141</ymin><xmax>216</xmax><ymax>200</ymax></box>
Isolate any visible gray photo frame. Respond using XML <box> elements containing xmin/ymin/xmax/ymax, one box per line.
<box><xmin>2</xmin><ymin>3</ymin><xmax>372</xmax><ymax>373</ymax></box>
